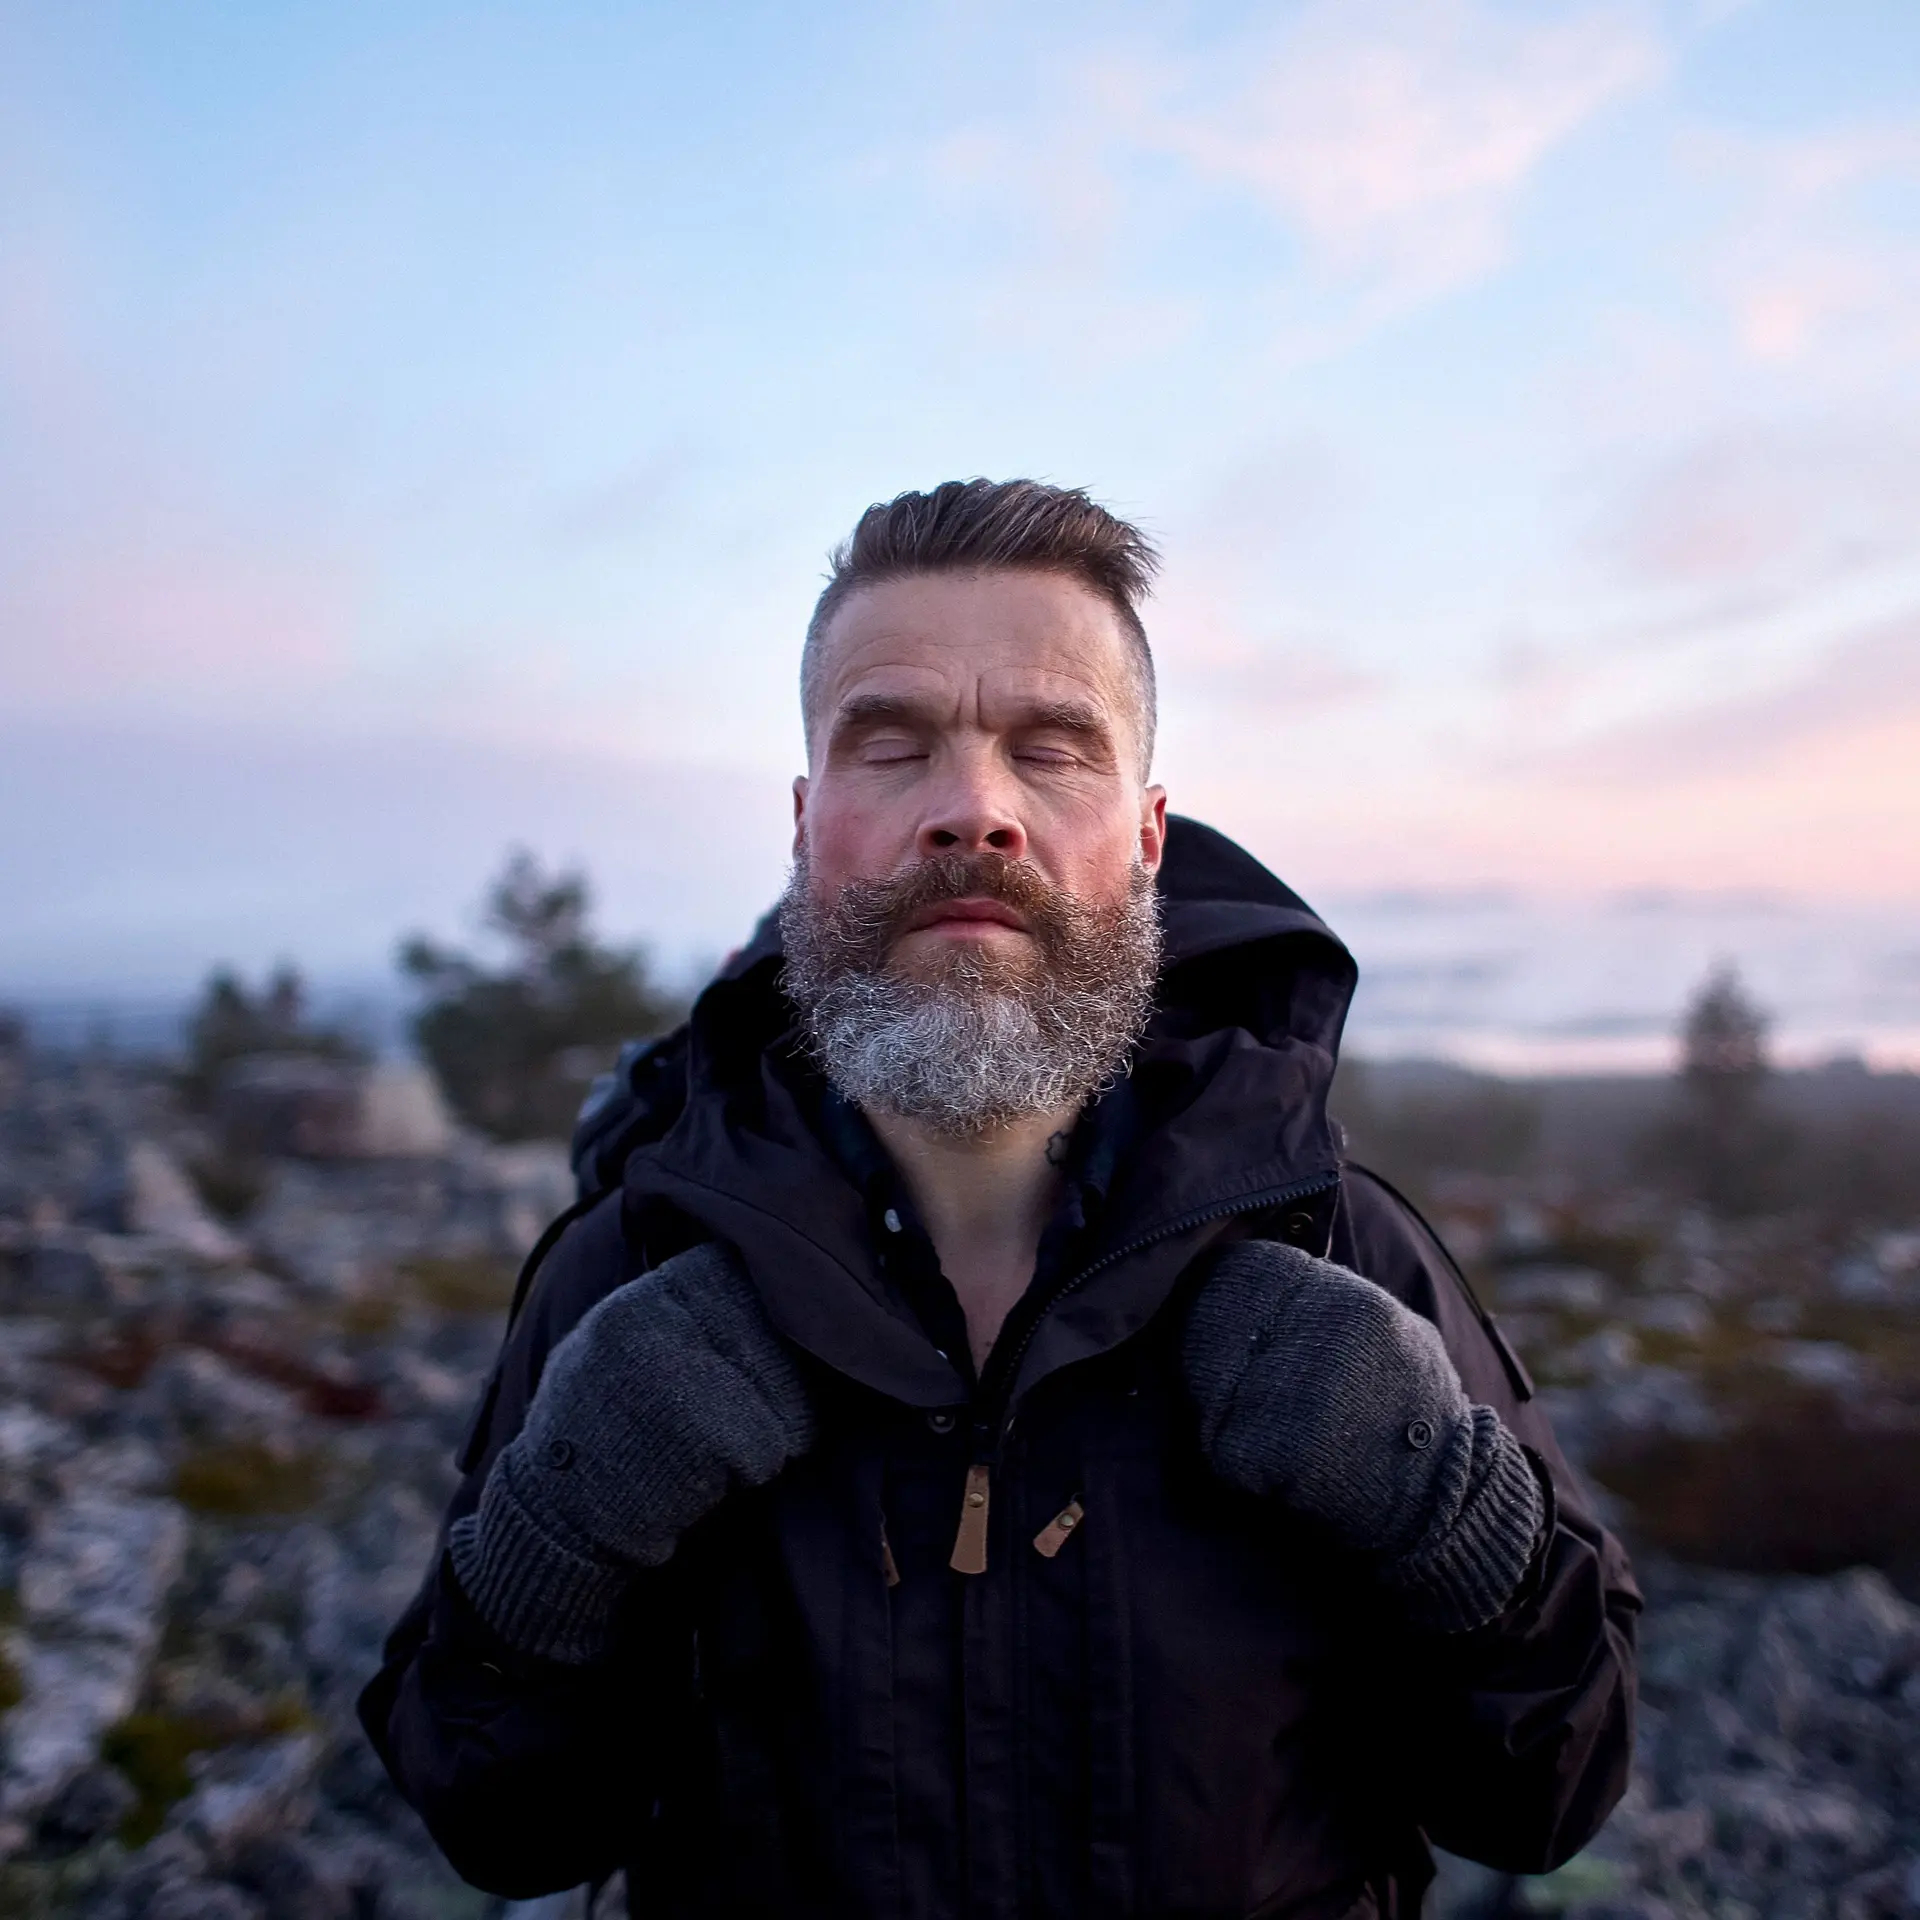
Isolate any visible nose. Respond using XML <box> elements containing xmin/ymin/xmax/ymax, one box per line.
<box><xmin>916</xmin><ymin>745</ymin><xmax>1028</xmax><ymax>861</ymax></box>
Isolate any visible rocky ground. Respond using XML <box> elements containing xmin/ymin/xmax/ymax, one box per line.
<box><xmin>0</xmin><ymin>1044</ymin><xmax>579</xmax><ymax>1917</ymax></box>
<box><xmin>0</xmin><ymin>1042</ymin><xmax>1915</xmax><ymax>1917</ymax></box>
<box><xmin>1428</xmin><ymin>1183</ymin><xmax>1920</xmax><ymax>1920</ymax></box>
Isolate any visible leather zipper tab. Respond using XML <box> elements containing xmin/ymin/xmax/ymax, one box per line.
<box><xmin>1032</xmin><ymin>1498</ymin><xmax>1085</xmax><ymax>1559</ymax></box>
<box><xmin>880</xmin><ymin>1520</ymin><xmax>901</xmax><ymax>1589</ymax></box>
<box><xmin>949</xmin><ymin>1463</ymin><xmax>991</xmax><ymax>1575</ymax></box>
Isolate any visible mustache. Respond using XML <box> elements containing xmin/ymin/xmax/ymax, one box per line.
<box><xmin>819</xmin><ymin>853</ymin><xmax>1065</xmax><ymax>955</ymax></box>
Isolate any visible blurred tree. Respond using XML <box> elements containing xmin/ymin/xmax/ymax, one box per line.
<box><xmin>180</xmin><ymin>965</ymin><xmax>361</xmax><ymax>1110</ymax></box>
<box><xmin>400</xmin><ymin>851</ymin><xmax>683</xmax><ymax>1142</ymax></box>
<box><xmin>1641</xmin><ymin>964</ymin><xmax>1795</xmax><ymax>1215</ymax></box>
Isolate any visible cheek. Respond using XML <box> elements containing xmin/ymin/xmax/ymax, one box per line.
<box><xmin>799</xmin><ymin>779</ymin><xmax>915</xmax><ymax>889</ymax></box>
<box><xmin>1030</xmin><ymin>797</ymin><xmax>1151</xmax><ymax>899</ymax></box>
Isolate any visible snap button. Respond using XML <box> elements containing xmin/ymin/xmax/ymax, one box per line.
<box><xmin>1405</xmin><ymin>1419</ymin><xmax>1434</xmax><ymax>1450</ymax></box>
<box><xmin>883</xmin><ymin>1208</ymin><xmax>903</xmax><ymax>1234</ymax></box>
<box><xmin>1282</xmin><ymin>1211</ymin><xmax>1317</xmax><ymax>1245</ymax></box>
<box><xmin>544</xmin><ymin>1438</ymin><xmax>575</xmax><ymax>1470</ymax></box>
<box><xmin>927</xmin><ymin>1410</ymin><xmax>957</xmax><ymax>1434</ymax></box>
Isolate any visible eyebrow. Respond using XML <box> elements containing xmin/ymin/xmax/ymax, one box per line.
<box><xmin>1019</xmin><ymin>697</ymin><xmax>1112</xmax><ymax>741</ymax></box>
<box><xmin>831</xmin><ymin>692</ymin><xmax>931</xmax><ymax>733</ymax></box>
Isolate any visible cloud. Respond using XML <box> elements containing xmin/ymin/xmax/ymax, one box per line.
<box><xmin>1138</xmin><ymin>0</ymin><xmax>1664</xmax><ymax>311</ymax></box>
<box><xmin>1179</xmin><ymin>646</ymin><xmax>1379</xmax><ymax>714</ymax></box>
<box><xmin>0</xmin><ymin>521</ymin><xmax>353</xmax><ymax>710</ymax></box>
<box><xmin>1601</xmin><ymin>420</ymin><xmax>1920</xmax><ymax>594</ymax></box>
<box><xmin>1535</xmin><ymin>607</ymin><xmax>1920</xmax><ymax>780</ymax></box>
<box><xmin>933</xmin><ymin>0</ymin><xmax>1662</xmax><ymax>335</ymax></box>
<box><xmin>1684</xmin><ymin>122</ymin><xmax>1920</xmax><ymax>370</ymax></box>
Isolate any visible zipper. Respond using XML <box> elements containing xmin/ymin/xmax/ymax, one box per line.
<box><xmin>944</xmin><ymin>1169</ymin><xmax>1341</xmax><ymax>1574</ymax></box>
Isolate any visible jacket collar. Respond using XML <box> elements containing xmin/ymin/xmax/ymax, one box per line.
<box><xmin>623</xmin><ymin>816</ymin><xmax>1356</xmax><ymax>1409</ymax></box>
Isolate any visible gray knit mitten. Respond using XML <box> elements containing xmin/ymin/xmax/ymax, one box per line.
<box><xmin>449</xmin><ymin>1242</ymin><xmax>815</xmax><ymax>1664</ymax></box>
<box><xmin>1183</xmin><ymin>1240</ymin><xmax>1544</xmax><ymax>1633</ymax></box>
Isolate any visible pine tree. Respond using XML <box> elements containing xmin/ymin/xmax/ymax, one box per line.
<box><xmin>400</xmin><ymin>852</ymin><xmax>683</xmax><ymax>1142</ymax></box>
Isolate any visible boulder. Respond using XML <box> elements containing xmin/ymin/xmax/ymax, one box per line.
<box><xmin>353</xmin><ymin>1064</ymin><xmax>454</xmax><ymax>1160</ymax></box>
<box><xmin>124</xmin><ymin>1142</ymin><xmax>245</xmax><ymax>1264</ymax></box>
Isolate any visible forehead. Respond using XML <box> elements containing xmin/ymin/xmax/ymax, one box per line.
<box><xmin>811</xmin><ymin>569</ymin><xmax>1135</xmax><ymax>716</ymax></box>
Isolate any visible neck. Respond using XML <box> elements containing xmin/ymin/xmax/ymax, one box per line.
<box><xmin>864</xmin><ymin>1103</ymin><xmax>1079</xmax><ymax>1373</ymax></box>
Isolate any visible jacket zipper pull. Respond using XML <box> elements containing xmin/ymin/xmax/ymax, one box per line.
<box><xmin>949</xmin><ymin>1463</ymin><xmax>991</xmax><ymax>1575</ymax></box>
<box><xmin>1032</xmin><ymin>1498</ymin><xmax>1085</xmax><ymax>1559</ymax></box>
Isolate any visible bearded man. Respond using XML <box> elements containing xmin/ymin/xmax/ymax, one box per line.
<box><xmin>362</xmin><ymin>480</ymin><xmax>1638</xmax><ymax>1920</ymax></box>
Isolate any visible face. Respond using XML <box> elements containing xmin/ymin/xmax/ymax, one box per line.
<box><xmin>793</xmin><ymin>569</ymin><xmax>1167</xmax><ymax>976</ymax></box>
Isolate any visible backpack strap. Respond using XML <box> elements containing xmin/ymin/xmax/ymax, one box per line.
<box><xmin>569</xmin><ymin>1026</ymin><xmax>693</xmax><ymax>1202</ymax></box>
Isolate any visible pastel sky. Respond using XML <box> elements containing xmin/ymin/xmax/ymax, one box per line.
<box><xmin>3</xmin><ymin>0</ymin><xmax>1918</xmax><ymax>1031</ymax></box>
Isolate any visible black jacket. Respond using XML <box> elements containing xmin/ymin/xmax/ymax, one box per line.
<box><xmin>361</xmin><ymin>818</ymin><xmax>1639</xmax><ymax>1919</ymax></box>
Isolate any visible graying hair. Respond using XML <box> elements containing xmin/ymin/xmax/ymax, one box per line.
<box><xmin>800</xmin><ymin>478</ymin><xmax>1160</xmax><ymax>777</ymax></box>
<box><xmin>779</xmin><ymin>850</ymin><xmax>1162</xmax><ymax>1138</ymax></box>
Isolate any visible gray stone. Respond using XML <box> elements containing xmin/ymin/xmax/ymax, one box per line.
<box><xmin>137</xmin><ymin>1347</ymin><xmax>305</xmax><ymax>1442</ymax></box>
<box><xmin>1500</xmin><ymin>1265</ymin><xmax>1613</xmax><ymax>1314</ymax></box>
<box><xmin>174</xmin><ymin>1733</ymin><xmax>322</xmax><ymax>1865</ymax></box>
<box><xmin>0</xmin><ymin>1492</ymin><xmax>187</xmax><ymax>1826</ymax></box>
<box><xmin>123</xmin><ymin>1141</ymin><xmax>245</xmax><ymax>1265</ymax></box>
<box><xmin>36</xmin><ymin>1761</ymin><xmax>138</xmax><ymax>1852</ymax></box>
<box><xmin>1777</xmin><ymin>1341</ymin><xmax>1870</xmax><ymax>1393</ymax></box>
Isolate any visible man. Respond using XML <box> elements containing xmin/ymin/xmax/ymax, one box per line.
<box><xmin>362</xmin><ymin>480</ymin><xmax>1638</xmax><ymax>1919</ymax></box>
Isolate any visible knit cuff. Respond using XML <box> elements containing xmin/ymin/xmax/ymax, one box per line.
<box><xmin>447</xmin><ymin>1448</ymin><xmax>635</xmax><ymax>1665</ymax></box>
<box><xmin>1384</xmin><ymin>1409</ymin><xmax>1545</xmax><ymax>1635</ymax></box>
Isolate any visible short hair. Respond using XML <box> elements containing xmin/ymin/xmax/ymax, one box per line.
<box><xmin>801</xmin><ymin>478</ymin><xmax>1160</xmax><ymax>776</ymax></box>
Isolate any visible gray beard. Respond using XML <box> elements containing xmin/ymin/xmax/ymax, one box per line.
<box><xmin>778</xmin><ymin>852</ymin><xmax>1163</xmax><ymax>1139</ymax></box>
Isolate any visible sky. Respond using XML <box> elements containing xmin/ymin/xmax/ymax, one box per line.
<box><xmin>3</xmin><ymin>0</ymin><xmax>1919</xmax><ymax>1063</ymax></box>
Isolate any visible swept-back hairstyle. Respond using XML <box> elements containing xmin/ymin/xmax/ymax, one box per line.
<box><xmin>801</xmin><ymin>478</ymin><xmax>1161</xmax><ymax>775</ymax></box>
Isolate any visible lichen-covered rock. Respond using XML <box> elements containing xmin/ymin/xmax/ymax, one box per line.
<box><xmin>173</xmin><ymin>1732</ymin><xmax>321</xmax><ymax>1863</ymax></box>
<box><xmin>1539</xmin><ymin>1564</ymin><xmax>1920</xmax><ymax>1920</ymax></box>
<box><xmin>0</xmin><ymin>1493</ymin><xmax>187</xmax><ymax>1829</ymax></box>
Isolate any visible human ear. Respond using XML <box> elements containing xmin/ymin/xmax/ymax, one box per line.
<box><xmin>1138</xmin><ymin>787</ymin><xmax>1168</xmax><ymax>873</ymax></box>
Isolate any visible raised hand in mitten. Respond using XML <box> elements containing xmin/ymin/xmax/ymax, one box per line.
<box><xmin>1183</xmin><ymin>1240</ymin><xmax>1544</xmax><ymax>1633</ymax></box>
<box><xmin>449</xmin><ymin>1241</ymin><xmax>815</xmax><ymax>1664</ymax></box>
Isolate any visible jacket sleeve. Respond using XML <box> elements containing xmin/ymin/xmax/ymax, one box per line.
<box><xmin>357</xmin><ymin>1192</ymin><xmax>692</xmax><ymax>1900</ymax></box>
<box><xmin>1330</xmin><ymin>1166</ymin><xmax>1641</xmax><ymax>1875</ymax></box>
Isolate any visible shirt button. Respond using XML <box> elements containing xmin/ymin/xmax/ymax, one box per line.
<box><xmin>927</xmin><ymin>1410</ymin><xmax>956</xmax><ymax>1434</ymax></box>
<box><xmin>1405</xmin><ymin>1420</ymin><xmax>1434</xmax><ymax>1450</ymax></box>
<box><xmin>544</xmin><ymin>1438</ymin><xmax>575</xmax><ymax>1470</ymax></box>
<box><xmin>883</xmin><ymin>1208</ymin><xmax>903</xmax><ymax>1235</ymax></box>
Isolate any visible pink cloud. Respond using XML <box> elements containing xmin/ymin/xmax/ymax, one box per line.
<box><xmin>1181</xmin><ymin>646</ymin><xmax>1379</xmax><ymax>714</ymax></box>
<box><xmin>915</xmin><ymin>0</ymin><xmax>1664</xmax><ymax>358</ymax></box>
<box><xmin>1603</xmin><ymin>422</ymin><xmax>1920</xmax><ymax>592</ymax></box>
<box><xmin>1137</xmin><ymin>0</ymin><xmax>1663</xmax><ymax>309</ymax></box>
<box><xmin>0</xmin><ymin>527</ymin><xmax>353</xmax><ymax>709</ymax></box>
<box><xmin>1684</xmin><ymin>122</ymin><xmax>1920</xmax><ymax>370</ymax></box>
<box><xmin>1514</xmin><ymin>608</ymin><xmax>1920</xmax><ymax>784</ymax></box>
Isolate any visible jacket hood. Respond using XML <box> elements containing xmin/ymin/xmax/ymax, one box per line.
<box><xmin>624</xmin><ymin>815</ymin><xmax>1357</xmax><ymax>1407</ymax></box>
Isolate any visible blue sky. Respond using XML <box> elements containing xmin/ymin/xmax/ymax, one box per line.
<box><xmin>2</xmin><ymin>0</ymin><xmax>1918</xmax><ymax>1039</ymax></box>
